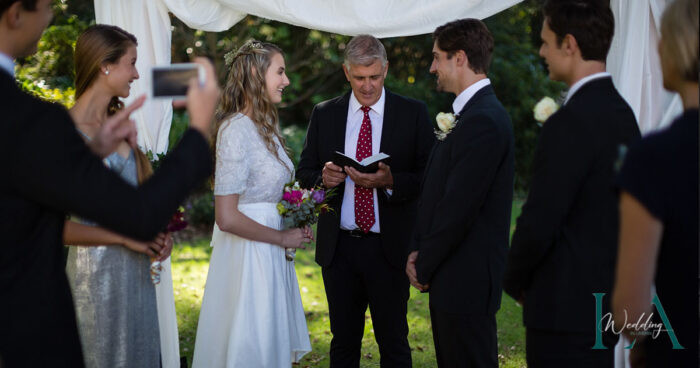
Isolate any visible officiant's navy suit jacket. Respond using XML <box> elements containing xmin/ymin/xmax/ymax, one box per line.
<box><xmin>297</xmin><ymin>89</ymin><xmax>435</xmax><ymax>269</ymax></box>
<box><xmin>412</xmin><ymin>85</ymin><xmax>514</xmax><ymax>315</ymax></box>
<box><xmin>0</xmin><ymin>71</ymin><xmax>212</xmax><ymax>367</ymax></box>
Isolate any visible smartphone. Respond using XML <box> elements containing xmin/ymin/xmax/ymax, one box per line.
<box><xmin>150</xmin><ymin>63</ymin><xmax>204</xmax><ymax>99</ymax></box>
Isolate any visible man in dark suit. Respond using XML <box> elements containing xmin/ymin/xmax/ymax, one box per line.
<box><xmin>297</xmin><ymin>35</ymin><xmax>434</xmax><ymax>367</ymax></box>
<box><xmin>503</xmin><ymin>1</ymin><xmax>641</xmax><ymax>367</ymax></box>
<box><xmin>405</xmin><ymin>19</ymin><xmax>514</xmax><ymax>367</ymax></box>
<box><xmin>0</xmin><ymin>1</ymin><xmax>220</xmax><ymax>366</ymax></box>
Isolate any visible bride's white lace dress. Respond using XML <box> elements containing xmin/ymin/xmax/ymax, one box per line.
<box><xmin>192</xmin><ymin>113</ymin><xmax>311</xmax><ymax>367</ymax></box>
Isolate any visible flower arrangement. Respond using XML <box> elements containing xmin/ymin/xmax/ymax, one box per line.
<box><xmin>533</xmin><ymin>96</ymin><xmax>559</xmax><ymax>124</ymax></box>
<box><xmin>150</xmin><ymin>206</ymin><xmax>188</xmax><ymax>285</ymax></box>
<box><xmin>277</xmin><ymin>181</ymin><xmax>334</xmax><ymax>260</ymax></box>
<box><xmin>434</xmin><ymin>112</ymin><xmax>457</xmax><ymax>141</ymax></box>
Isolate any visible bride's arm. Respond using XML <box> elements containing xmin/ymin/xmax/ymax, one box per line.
<box><xmin>215</xmin><ymin>194</ymin><xmax>310</xmax><ymax>249</ymax></box>
<box><xmin>63</xmin><ymin>220</ymin><xmax>164</xmax><ymax>258</ymax></box>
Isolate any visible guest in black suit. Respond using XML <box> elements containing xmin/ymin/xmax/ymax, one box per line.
<box><xmin>613</xmin><ymin>0</ymin><xmax>698</xmax><ymax>366</ymax></box>
<box><xmin>0</xmin><ymin>1</ymin><xmax>220</xmax><ymax>366</ymax></box>
<box><xmin>296</xmin><ymin>35</ymin><xmax>434</xmax><ymax>367</ymax></box>
<box><xmin>406</xmin><ymin>19</ymin><xmax>514</xmax><ymax>367</ymax></box>
<box><xmin>503</xmin><ymin>1</ymin><xmax>641</xmax><ymax>367</ymax></box>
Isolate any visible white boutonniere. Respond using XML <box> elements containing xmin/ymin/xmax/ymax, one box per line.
<box><xmin>434</xmin><ymin>112</ymin><xmax>457</xmax><ymax>141</ymax></box>
<box><xmin>533</xmin><ymin>97</ymin><xmax>559</xmax><ymax>125</ymax></box>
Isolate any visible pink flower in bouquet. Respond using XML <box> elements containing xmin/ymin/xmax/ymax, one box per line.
<box><xmin>312</xmin><ymin>189</ymin><xmax>326</xmax><ymax>203</ymax></box>
<box><xmin>167</xmin><ymin>207</ymin><xmax>188</xmax><ymax>232</ymax></box>
<box><xmin>283</xmin><ymin>190</ymin><xmax>304</xmax><ymax>205</ymax></box>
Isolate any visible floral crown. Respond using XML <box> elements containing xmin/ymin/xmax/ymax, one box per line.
<box><xmin>224</xmin><ymin>40</ymin><xmax>264</xmax><ymax>66</ymax></box>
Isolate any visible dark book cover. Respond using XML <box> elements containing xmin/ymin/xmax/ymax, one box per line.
<box><xmin>333</xmin><ymin>151</ymin><xmax>391</xmax><ymax>173</ymax></box>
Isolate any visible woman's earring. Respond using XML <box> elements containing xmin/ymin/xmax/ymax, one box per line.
<box><xmin>104</xmin><ymin>69</ymin><xmax>110</xmax><ymax>76</ymax></box>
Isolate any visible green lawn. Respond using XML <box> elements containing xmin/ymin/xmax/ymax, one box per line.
<box><xmin>172</xmin><ymin>200</ymin><xmax>526</xmax><ymax>367</ymax></box>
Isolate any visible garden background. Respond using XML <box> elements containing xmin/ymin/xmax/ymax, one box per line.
<box><xmin>18</xmin><ymin>0</ymin><xmax>566</xmax><ymax>366</ymax></box>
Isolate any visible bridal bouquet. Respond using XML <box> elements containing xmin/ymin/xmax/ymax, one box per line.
<box><xmin>150</xmin><ymin>206</ymin><xmax>187</xmax><ymax>284</ymax></box>
<box><xmin>277</xmin><ymin>181</ymin><xmax>334</xmax><ymax>260</ymax></box>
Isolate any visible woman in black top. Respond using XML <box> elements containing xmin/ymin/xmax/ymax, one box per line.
<box><xmin>613</xmin><ymin>0</ymin><xmax>698</xmax><ymax>366</ymax></box>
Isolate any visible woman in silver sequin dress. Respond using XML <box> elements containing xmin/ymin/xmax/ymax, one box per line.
<box><xmin>63</xmin><ymin>25</ymin><xmax>172</xmax><ymax>368</ymax></box>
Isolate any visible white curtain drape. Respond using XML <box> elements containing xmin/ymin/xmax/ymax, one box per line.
<box><xmin>608</xmin><ymin>0</ymin><xmax>682</xmax><ymax>135</ymax></box>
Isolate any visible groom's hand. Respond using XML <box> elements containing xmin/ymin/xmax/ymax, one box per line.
<box><xmin>345</xmin><ymin>162</ymin><xmax>393</xmax><ymax>189</ymax></box>
<box><xmin>406</xmin><ymin>250</ymin><xmax>429</xmax><ymax>292</ymax></box>
<box><xmin>322</xmin><ymin>162</ymin><xmax>347</xmax><ymax>188</ymax></box>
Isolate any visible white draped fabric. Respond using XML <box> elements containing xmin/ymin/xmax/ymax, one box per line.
<box><xmin>608</xmin><ymin>0</ymin><xmax>682</xmax><ymax>135</ymax></box>
<box><xmin>92</xmin><ymin>1</ymin><xmax>677</xmax><ymax>367</ymax></box>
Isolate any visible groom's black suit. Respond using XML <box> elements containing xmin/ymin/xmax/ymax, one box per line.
<box><xmin>412</xmin><ymin>84</ymin><xmax>514</xmax><ymax>367</ymax></box>
<box><xmin>503</xmin><ymin>77</ymin><xmax>640</xmax><ymax>367</ymax></box>
<box><xmin>0</xmin><ymin>71</ymin><xmax>212</xmax><ymax>367</ymax></box>
<box><xmin>297</xmin><ymin>89</ymin><xmax>434</xmax><ymax>366</ymax></box>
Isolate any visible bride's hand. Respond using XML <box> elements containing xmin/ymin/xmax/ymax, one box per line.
<box><xmin>279</xmin><ymin>228</ymin><xmax>312</xmax><ymax>249</ymax></box>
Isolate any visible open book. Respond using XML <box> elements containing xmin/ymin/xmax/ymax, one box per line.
<box><xmin>333</xmin><ymin>151</ymin><xmax>391</xmax><ymax>174</ymax></box>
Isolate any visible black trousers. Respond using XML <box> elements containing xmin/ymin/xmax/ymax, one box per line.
<box><xmin>321</xmin><ymin>231</ymin><xmax>411</xmax><ymax>367</ymax></box>
<box><xmin>526</xmin><ymin>328</ymin><xmax>618</xmax><ymax>368</ymax></box>
<box><xmin>430</xmin><ymin>307</ymin><xmax>498</xmax><ymax>367</ymax></box>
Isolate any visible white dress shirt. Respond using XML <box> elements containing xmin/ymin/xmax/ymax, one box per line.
<box><xmin>339</xmin><ymin>88</ymin><xmax>386</xmax><ymax>232</ymax></box>
<box><xmin>0</xmin><ymin>52</ymin><xmax>14</xmax><ymax>77</ymax></box>
<box><xmin>564</xmin><ymin>72</ymin><xmax>611</xmax><ymax>105</ymax></box>
<box><xmin>452</xmin><ymin>78</ymin><xmax>491</xmax><ymax>115</ymax></box>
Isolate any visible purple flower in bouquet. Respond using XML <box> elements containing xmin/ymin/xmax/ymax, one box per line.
<box><xmin>311</xmin><ymin>189</ymin><xmax>326</xmax><ymax>203</ymax></box>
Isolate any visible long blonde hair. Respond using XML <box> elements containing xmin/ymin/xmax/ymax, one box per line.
<box><xmin>214</xmin><ymin>40</ymin><xmax>292</xmax><ymax>173</ymax></box>
<box><xmin>74</xmin><ymin>24</ymin><xmax>153</xmax><ymax>183</ymax></box>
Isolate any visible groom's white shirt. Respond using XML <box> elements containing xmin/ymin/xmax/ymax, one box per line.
<box><xmin>564</xmin><ymin>72</ymin><xmax>610</xmax><ymax>104</ymax></box>
<box><xmin>339</xmin><ymin>88</ymin><xmax>386</xmax><ymax>232</ymax></box>
<box><xmin>452</xmin><ymin>78</ymin><xmax>491</xmax><ymax>115</ymax></box>
<box><xmin>0</xmin><ymin>52</ymin><xmax>14</xmax><ymax>77</ymax></box>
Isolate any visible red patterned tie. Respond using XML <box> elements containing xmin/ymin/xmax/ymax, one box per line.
<box><xmin>355</xmin><ymin>106</ymin><xmax>376</xmax><ymax>233</ymax></box>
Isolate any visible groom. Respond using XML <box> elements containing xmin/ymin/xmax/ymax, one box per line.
<box><xmin>503</xmin><ymin>1</ymin><xmax>640</xmax><ymax>366</ymax></box>
<box><xmin>297</xmin><ymin>35</ymin><xmax>434</xmax><ymax>366</ymax></box>
<box><xmin>406</xmin><ymin>19</ymin><xmax>514</xmax><ymax>367</ymax></box>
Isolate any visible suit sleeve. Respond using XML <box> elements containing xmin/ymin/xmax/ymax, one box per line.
<box><xmin>386</xmin><ymin>102</ymin><xmax>435</xmax><ymax>203</ymax></box>
<box><xmin>503</xmin><ymin>111</ymin><xmax>592</xmax><ymax>300</ymax></box>
<box><xmin>10</xmin><ymin>104</ymin><xmax>212</xmax><ymax>241</ymax></box>
<box><xmin>296</xmin><ymin>105</ymin><xmax>324</xmax><ymax>188</ymax></box>
<box><xmin>415</xmin><ymin>113</ymin><xmax>508</xmax><ymax>285</ymax></box>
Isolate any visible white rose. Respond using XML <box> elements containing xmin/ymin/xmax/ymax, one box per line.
<box><xmin>533</xmin><ymin>97</ymin><xmax>559</xmax><ymax>123</ymax></box>
<box><xmin>436</xmin><ymin>112</ymin><xmax>456</xmax><ymax>132</ymax></box>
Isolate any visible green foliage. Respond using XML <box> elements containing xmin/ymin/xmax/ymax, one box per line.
<box><xmin>185</xmin><ymin>192</ymin><xmax>215</xmax><ymax>227</ymax></box>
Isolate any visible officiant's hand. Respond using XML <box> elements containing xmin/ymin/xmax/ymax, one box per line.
<box><xmin>345</xmin><ymin>162</ymin><xmax>393</xmax><ymax>189</ymax></box>
<box><xmin>322</xmin><ymin>162</ymin><xmax>347</xmax><ymax>188</ymax></box>
<box><xmin>89</xmin><ymin>95</ymin><xmax>144</xmax><ymax>158</ymax></box>
<box><xmin>406</xmin><ymin>250</ymin><xmax>429</xmax><ymax>292</ymax></box>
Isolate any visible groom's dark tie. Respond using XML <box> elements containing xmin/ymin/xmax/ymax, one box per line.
<box><xmin>355</xmin><ymin>106</ymin><xmax>375</xmax><ymax>233</ymax></box>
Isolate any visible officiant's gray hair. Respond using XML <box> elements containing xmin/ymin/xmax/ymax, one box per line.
<box><xmin>344</xmin><ymin>35</ymin><xmax>387</xmax><ymax>70</ymax></box>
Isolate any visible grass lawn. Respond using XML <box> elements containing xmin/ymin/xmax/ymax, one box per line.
<box><xmin>172</xmin><ymin>200</ymin><xmax>526</xmax><ymax>367</ymax></box>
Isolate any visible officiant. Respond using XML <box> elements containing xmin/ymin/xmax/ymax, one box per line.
<box><xmin>297</xmin><ymin>34</ymin><xmax>434</xmax><ymax>366</ymax></box>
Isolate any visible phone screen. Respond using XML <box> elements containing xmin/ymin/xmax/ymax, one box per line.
<box><xmin>152</xmin><ymin>66</ymin><xmax>198</xmax><ymax>98</ymax></box>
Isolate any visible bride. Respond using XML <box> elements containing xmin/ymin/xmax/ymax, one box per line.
<box><xmin>192</xmin><ymin>40</ymin><xmax>312</xmax><ymax>367</ymax></box>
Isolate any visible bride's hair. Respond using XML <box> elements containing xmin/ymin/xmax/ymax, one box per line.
<box><xmin>74</xmin><ymin>24</ymin><xmax>153</xmax><ymax>184</ymax></box>
<box><xmin>214</xmin><ymin>39</ymin><xmax>292</xmax><ymax>174</ymax></box>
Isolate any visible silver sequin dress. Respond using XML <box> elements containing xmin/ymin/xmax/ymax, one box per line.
<box><xmin>65</xmin><ymin>150</ymin><xmax>160</xmax><ymax>368</ymax></box>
